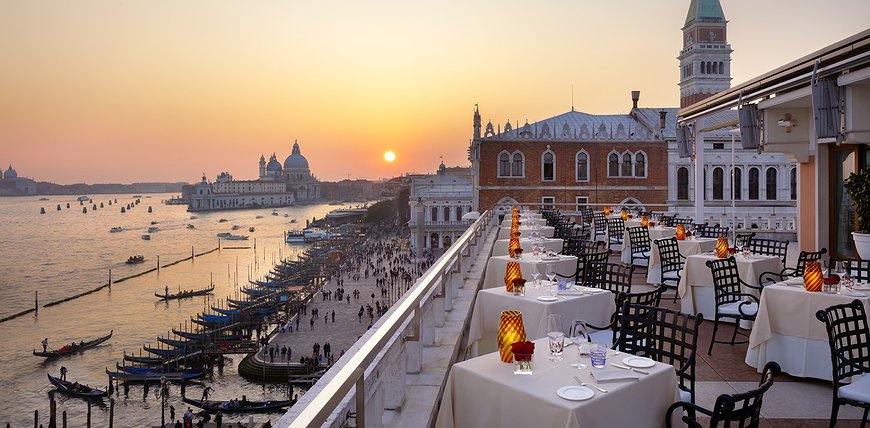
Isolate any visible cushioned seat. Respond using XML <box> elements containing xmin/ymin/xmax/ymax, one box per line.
<box><xmin>839</xmin><ymin>374</ymin><xmax>870</xmax><ymax>403</ymax></box>
<box><xmin>678</xmin><ymin>387</ymin><xmax>692</xmax><ymax>403</ymax></box>
<box><xmin>588</xmin><ymin>329</ymin><xmax>614</xmax><ymax>348</ymax></box>
<box><xmin>719</xmin><ymin>301</ymin><xmax>758</xmax><ymax>317</ymax></box>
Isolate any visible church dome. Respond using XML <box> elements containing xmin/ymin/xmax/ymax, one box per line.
<box><xmin>4</xmin><ymin>165</ymin><xmax>17</xmax><ymax>179</ymax></box>
<box><xmin>267</xmin><ymin>154</ymin><xmax>282</xmax><ymax>172</ymax></box>
<box><xmin>283</xmin><ymin>142</ymin><xmax>309</xmax><ymax>170</ymax></box>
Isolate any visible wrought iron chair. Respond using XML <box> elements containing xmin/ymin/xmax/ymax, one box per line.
<box><xmin>666</xmin><ymin>361</ymin><xmax>781</xmax><ymax>428</ymax></box>
<box><xmin>705</xmin><ymin>257</ymin><xmax>763</xmax><ymax>355</ymax></box>
<box><xmin>673</xmin><ymin>217</ymin><xmax>695</xmax><ymax>228</ymax></box>
<box><xmin>592</xmin><ymin>213</ymin><xmax>607</xmax><ymax>242</ymax></box>
<box><xmin>759</xmin><ymin>248</ymin><xmax>827</xmax><ymax>285</ymax></box>
<box><xmin>626</xmin><ymin>226</ymin><xmax>651</xmax><ymax>268</ymax></box>
<box><xmin>617</xmin><ymin>303</ymin><xmax>703</xmax><ymax>404</ymax></box>
<box><xmin>700</xmin><ymin>226</ymin><xmax>730</xmax><ymax>238</ymax></box>
<box><xmin>828</xmin><ymin>257</ymin><xmax>870</xmax><ymax>282</ymax></box>
<box><xmin>555</xmin><ymin>249</ymin><xmax>611</xmax><ymax>288</ymax></box>
<box><xmin>579</xmin><ymin>207</ymin><xmax>594</xmax><ymax>227</ymax></box>
<box><xmin>659</xmin><ymin>215</ymin><xmax>675</xmax><ymax>227</ymax></box>
<box><xmin>561</xmin><ymin>236</ymin><xmax>600</xmax><ymax>257</ymax></box>
<box><xmin>606</xmin><ymin>218</ymin><xmax>625</xmax><ymax>250</ymax></box>
<box><xmin>735</xmin><ymin>232</ymin><xmax>756</xmax><ymax>249</ymax></box>
<box><xmin>655</xmin><ymin>237</ymin><xmax>686</xmax><ymax>303</ymax></box>
<box><xmin>584</xmin><ymin>285</ymin><xmax>666</xmax><ymax>347</ymax></box>
<box><xmin>747</xmin><ymin>238</ymin><xmax>789</xmax><ymax>265</ymax></box>
<box><xmin>816</xmin><ymin>299</ymin><xmax>870</xmax><ymax>427</ymax></box>
<box><xmin>597</xmin><ymin>262</ymin><xmax>634</xmax><ymax>296</ymax></box>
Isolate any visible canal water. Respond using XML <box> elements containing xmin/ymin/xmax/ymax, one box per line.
<box><xmin>0</xmin><ymin>194</ymin><xmax>345</xmax><ymax>426</ymax></box>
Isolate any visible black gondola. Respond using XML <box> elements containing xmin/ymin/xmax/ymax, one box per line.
<box><xmin>47</xmin><ymin>374</ymin><xmax>107</xmax><ymax>398</ymax></box>
<box><xmin>34</xmin><ymin>330</ymin><xmax>113</xmax><ymax>358</ymax></box>
<box><xmin>126</xmin><ymin>255</ymin><xmax>145</xmax><ymax>264</ymax></box>
<box><xmin>123</xmin><ymin>354</ymin><xmax>165</xmax><ymax>365</ymax></box>
<box><xmin>182</xmin><ymin>395</ymin><xmax>294</xmax><ymax>413</ymax></box>
<box><xmin>155</xmin><ymin>286</ymin><xmax>214</xmax><ymax>300</ymax></box>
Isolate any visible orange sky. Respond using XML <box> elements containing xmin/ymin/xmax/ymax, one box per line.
<box><xmin>0</xmin><ymin>1</ymin><xmax>868</xmax><ymax>184</ymax></box>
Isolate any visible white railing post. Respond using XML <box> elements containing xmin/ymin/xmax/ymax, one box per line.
<box><xmin>433</xmin><ymin>276</ymin><xmax>446</xmax><ymax>328</ymax></box>
<box><xmin>420</xmin><ymin>292</ymin><xmax>436</xmax><ymax>346</ymax></box>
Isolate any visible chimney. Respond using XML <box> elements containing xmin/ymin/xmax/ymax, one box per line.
<box><xmin>659</xmin><ymin>111</ymin><xmax>668</xmax><ymax>129</ymax></box>
<box><xmin>631</xmin><ymin>91</ymin><xmax>640</xmax><ymax>109</ymax></box>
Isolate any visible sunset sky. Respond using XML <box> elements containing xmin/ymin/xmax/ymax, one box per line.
<box><xmin>1</xmin><ymin>1</ymin><xmax>868</xmax><ymax>184</ymax></box>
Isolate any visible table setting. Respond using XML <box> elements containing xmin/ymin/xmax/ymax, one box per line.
<box><xmin>498</xmin><ymin>224</ymin><xmax>556</xmax><ymax>240</ymax></box>
<box><xmin>483</xmin><ymin>252</ymin><xmax>578</xmax><ymax>290</ymax></box>
<box><xmin>492</xmin><ymin>236</ymin><xmax>564</xmax><ymax>257</ymax></box>
<box><xmin>647</xmin><ymin>235</ymin><xmax>717</xmax><ymax>284</ymax></box>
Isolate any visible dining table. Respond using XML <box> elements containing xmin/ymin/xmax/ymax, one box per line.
<box><xmin>745</xmin><ymin>279</ymin><xmax>870</xmax><ymax>380</ymax></box>
<box><xmin>435</xmin><ymin>337</ymin><xmax>680</xmax><ymax>428</ymax></box>
<box><xmin>483</xmin><ymin>253</ymin><xmax>578</xmax><ymax>290</ymax></box>
<box><xmin>498</xmin><ymin>225</ymin><xmax>556</xmax><ymax>240</ymax></box>
<box><xmin>646</xmin><ymin>236</ymin><xmax>718</xmax><ymax>284</ymax></box>
<box><xmin>468</xmin><ymin>282</ymin><xmax>616</xmax><ymax>356</ymax></box>
<box><xmin>500</xmin><ymin>213</ymin><xmax>544</xmax><ymax>227</ymax></box>
<box><xmin>620</xmin><ymin>225</ymin><xmax>678</xmax><ymax>266</ymax></box>
<box><xmin>677</xmin><ymin>252</ymin><xmax>783</xmax><ymax>318</ymax></box>
<box><xmin>492</xmin><ymin>237</ymin><xmax>564</xmax><ymax>257</ymax></box>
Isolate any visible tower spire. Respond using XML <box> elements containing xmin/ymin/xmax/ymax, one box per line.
<box><xmin>678</xmin><ymin>0</ymin><xmax>731</xmax><ymax>108</ymax></box>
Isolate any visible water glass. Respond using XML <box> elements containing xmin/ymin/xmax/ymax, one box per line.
<box><xmin>570</xmin><ymin>321</ymin><xmax>589</xmax><ymax>369</ymax></box>
<box><xmin>589</xmin><ymin>343</ymin><xmax>607</xmax><ymax>368</ymax></box>
<box><xmin>532</xmin><ymin>272</ymin><xmax>541</xmax><ymax>288</ymax></box>
<box><xmin>547</xmin><ymin>314</ymin><xmax>564</xmax><ymax>362</ymax></box>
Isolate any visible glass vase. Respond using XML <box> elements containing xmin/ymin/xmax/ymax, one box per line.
<box><xmin>513</xmin><ymin>354</ymin><xmax>533</xmax><ymax>375</ymax></box>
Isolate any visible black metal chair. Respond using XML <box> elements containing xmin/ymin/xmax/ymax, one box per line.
<box><xmin>666</xmin><ymin>361</ymin><xmax>781</xmax><ymax>428</ymax></box>
<box><xmin>705</xmin><ymin>257</ymin><xmax>763</xmax><ymax>355</ymax></box>
<box><xmin>659</xmin><ymin>215</ymin><xmax>675</xmax><ymax>227</ymax></box>
<box><xmin>626</xmin><ymin>226</ymin><xmax>651</xmax><ymax>268</ymax></box>
<box><xmin>700</xmin><ymin>226</ymin><xmax>729</xmax><ymax>238</ymax></box>
<box><xmin>673</xmin><ymin>217</ymin><xmax>695</xmax><ymax>228</ymax></box>
<box><xmin>735</xmin><ymin>232</ymin><xmax>756</xmax><ymax>249</ymax></box>
<box><xmin>556</xmin><ymin>249</ymin><xmax>610</xmax><ymax>288</ymax></box>
<box><xmin>606</xmin><ymin>218</ymin><xmax>625</xmax><ymax>250</ymax></box>
<box><xmin>829</xmin><ymin>257</ymin><xmax>870</xmax><ymax>283</ymax></box>
<box><xmin>655</xmin><ymin>237</ymin><xmax>686</xmax><ymax>303</ymax></box>
<box><xmin>562</xmin><ymin>236</ymin><xmax>602</xmax><ymax>257</ymax></box>
<box><xmin>592</xmin><ymin>213</ymin><xmax>607</xmax><ymax>242</ymax></box>
<box><xmin>584</xmin><ymin>285</ymin><xmax>666</xmax><ymax>347</ymax></box>
<box><xmin>597</xmin><ymin>262</ymin><xmax>634</xmax><ymax>296</ymax></box>
<box><xmin>747</xmin><ymin>238</ymin><xmax>789</xmax><ymax>265</ymax></box>
<box><xmin>817</xmin><ymin>299</ymin><xmax>870</xmax><ymax>428</ymax></box>
<box><xmin>579</xmin><ymin>207</ymin><xmax>594</xmax><ymax>227</ymax></box>
<box><xmin>616</xmin><ymin>303</ymin><xmax>703</xmax><ymax>404</ymax></box>
<box><xmin>759</xmin><ymin>248</ymin><xmax>827</xmax><ymax>285</ymax></box>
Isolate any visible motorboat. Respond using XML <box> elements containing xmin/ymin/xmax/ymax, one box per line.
<box><xmin>39</xmin><ymin>197</ymin><xmax>50</xmax><ymax>201</ymax></box>
<box><xmin>218</xmin><ymin>218</ymin><xmax>229</xmax><ymax>223</ymax></box>
<box><xmin>126</xmin><ymin>255</ymin><xmax>145</xmax><ymax>264</ymax></box>
<box><xmin>187</xmin><ymin>224</ymin><xmax>195</xmax><ymax>229</ymax></box>
<box><xmin>150</xmin><ymin>220</ymin><xmax>158</xmax><ymax>225</ymax></box>
<box><xmin>217</xmin><ymin>232</ymin><xmax>232</xmax><ymax>238</ymax></box>
<box><xmin>255</xmin><ymin>215</ymin><xmax>264</xmax><ymax>219</ymax></box>
<box><xmin>77</xmin><ymin>196</ymin><xmax>90</xmax><ymax>202</ymax></box>
<box><xmin>248</xmin><ymin>227</ymin><xmax>255</xmax><ymax>232</ymax></box>
<box><xmin>286</xmin><ymin>230</ymin><xmax>305</xmax><ymax>243</ymax></box>
<box><xmin>223</xmin><ymin>234</ymin><xmax>249</xmax><ymax>241</ymax></box>
<box><xmin>141</xmin><ymin>234</ymin><xmax>151</xmax><ymax>240</ymax></box>
<box><xmin>147</xmin><ymin>227</ymin><xmax>159</xmax><ymax>233</ymax></box>
<box><xmin>110</xmin><ymin>227</ymin><xmax>123</xmax><ymax>233</ymax></box>
<box><xmin>232</xmin><ymin>225</ymin><xmax>242</xmax><ymax>230</ymax></box>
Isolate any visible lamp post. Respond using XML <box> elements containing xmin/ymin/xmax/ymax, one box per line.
<box><xmin>160</xmin><ymin>376</ymin><xmax>167</xmax><ymax>427</ymax></box>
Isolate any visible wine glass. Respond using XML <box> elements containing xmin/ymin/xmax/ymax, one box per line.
<box><xmin>569</xmin><ymin>320</ymin><xmax>589</xmax><ymax>369</ymax></box>
<box><xmin>547</xmin><ymin>314</ymin><xmax>565</xmax><ymax>362</ymax></box>
<box><xmin>532</xmin><ymin>271</ymin><xmax>541</xmax><ymax>289</ymax></box>
<box><xmin>546</xmin><ymin>264</ymin><xmax>557</xmax><ymax>286</ymax></box>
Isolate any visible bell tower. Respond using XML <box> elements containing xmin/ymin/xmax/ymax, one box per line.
<box><xmin>678</xmin><ymin>0</ymin><xmax>732</xmax><ymax>108</ymax></box>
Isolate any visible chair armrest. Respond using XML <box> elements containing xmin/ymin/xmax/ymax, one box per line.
<box><xmin>739</xmin><ymin>278</ymin><xmax>764</xmax><ymax>291</ymax></box>
<box><xmin>675</xmin><ymin>352</ymin><xmax>696</xmax><ymax>378</ymax></box>
<box><xmin>758</xmin><ymin>271</ymin><xmax>787</xmax><ymax>285</ymax></box>
<box><xmin>836</xmin><ymin>354</ymin><xmax>870</xmax><ymax>376</ymax></box>
<box><xmin>665</xmin><ymin>401</ymin><xmax>713</xmax><ymax>428</ymax></box>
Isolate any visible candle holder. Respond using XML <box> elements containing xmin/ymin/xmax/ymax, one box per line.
<box><xmin>620</xmin><ymin>209</ymin><xmax>628</xmax><ymax>221</ymax></box>
<box><xmin>498</xmin><ymin>311</ymin><xmax>526</xmax><ymax>363</ymax></box>
<box><xmin>676</xmin><ymin>224</ymin><xmax>686</xmax><ymax>240</ymax></box>
<box><xmin>512</xmin><ymin>278</ymin><xmax>526</xmax><ymax>296</ymax></box>
<box><xmin>804</xmin><ymin>261</ymin><xmax>822</xmax><ymax>292</ymax></box>
<box><xmin>508</xmin><ymin>237</ymin><xmax>521</xmax><ymax>258</ymax></box>
<box><xmin>641</xmin><ymin>216</ymin><xmax>649</xmax><ymax>227</ymax></box>
<box><xmin>716</xmin><ymin>236</ymin><xmax>729</xmax><ymax>258</ymax></box>
<box><xmin>505</xmin><ymin>261</ymin><xmax>522</xmax><ymax>292</ymax></box>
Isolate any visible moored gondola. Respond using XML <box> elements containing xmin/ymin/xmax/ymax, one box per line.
<box><xmin>155</xmin><ymin>286</ymin><xmax>214</xmax><ymax>300</ymax></box>
<box><xmin>182</xmin><ymin>394</ymin><xmax>294</xmax><ymax>413</ymax></box>
<box><xmin>171</xmin><ymin>329</ymin><xmax>243</xmax><ymax>342</ymax></box>
<box><xmin>48</xmin><ymin>374</ymin><xmax>107</xmax><ymax>398</ymax></box>
<box><xmin>106</xmin><ymin>367</ymin><xmax>205</xmax><ymax>382</ymax></box>
<box><xmin>34</xmin><ymin>330</ymin><xmax>113</xmax><ymax>358</ymax></box>
<box><xmin>123</xmin><ymin>353</ymin><xmax>164</xmax><ymax>365</ymax></box>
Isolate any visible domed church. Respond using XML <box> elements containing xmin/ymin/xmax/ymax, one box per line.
<box><xmin>258</xmin><ymin>140</ymin><xmax>321</xmax><ymax>202</ymax></box>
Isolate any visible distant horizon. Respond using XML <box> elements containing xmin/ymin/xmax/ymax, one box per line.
<box><xmin>1</xmin><ymin>1</ymin><xmax>868</xmax><ymax>183</ymax></box>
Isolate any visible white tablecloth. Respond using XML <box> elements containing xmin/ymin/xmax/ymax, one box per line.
<box><xmin>500</xmin><ymin>214</ymin><xmax>545</xmax><ymax>227</ymax></box>
<box><xmin>483</xmin><ymin>254</ymin><xmax>578</xmax><ymax>290</ymax></box>
<box><xmin>619</xmin><ymin>224</ymin><xmax>670</xmax><ymax>265</ymax></box>
<box><xmin>647</xmin><ymin>237</ymin><xmax>717</xmax><ymax>284</ymax></box>
<box><xmin>678</xmin><ymin>253</ymin><xmax>783</xmax><ymax>318</ymax></box>
<box><xmin>492</xmin><ymin>237</ymin><xmax>564</xmax><ymax>257</ymax></box>
<box><xmin>498</xmin><ymin>226</ymin><xmax>555</xmax><ymax>240</ymax></box>
<box><xmin>468</xmin><ymin>284</ymin><xmax>615</xmax><ymax>355</ymax></box>
<box><xmin>436</xmin><ymin>338</ymin><xmax>679</xmax><ymax>428</ymax></box>
<box><xmin>745</xmin><ymin>281</ymin><xmax>870</xmax><ymax>380</ymax></box>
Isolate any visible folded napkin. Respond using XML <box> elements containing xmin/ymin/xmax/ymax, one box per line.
<box><xmin>853</xmin><ymin>283</ymin><xmax>870</xmax><ymax>291</ymax></box>
<box><xmin>591</xmin><ymin>369</ymin><xmax>640</xmax><ymax>383</ymax></box>
<box><xmin>783</xmin><ymin>278</ymin><xmax>804</xmax><ymax>287</ymax></box>
<box><xmin>557</xmin><ymin>290</ymin><xmax>586</xmax><ymax>296</ymax></box>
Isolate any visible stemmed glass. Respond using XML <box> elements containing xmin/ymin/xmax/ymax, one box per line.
<box><xmin>569</xmin><ymin>320</ymin><xmax>589</xmax><ymax>369</ymax></box>
<box><xmin>546</xmin><ymin>264</ymin><xmax>557</xmax><ymax>287</ymax></box>
<box><xmin>532</xmin><ymin>271</ymin><xmax>541</xmax><ymax>289</ymax></box>
<box><xmin>547</xmin><ymin>314</ymin><xmax>565</xmax><ymax>362</ymax></box>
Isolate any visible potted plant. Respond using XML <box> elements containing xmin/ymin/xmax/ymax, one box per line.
<box><xmin>845</xmin><ymin>169</ymin><xmax>870</xmax><ymax>259</ymax></box>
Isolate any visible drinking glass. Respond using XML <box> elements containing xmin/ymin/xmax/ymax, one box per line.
<box><xmin>547</xmin><ymin>314</ymin><xmax>564</xmax><ymax>362</ymax></box>
<box><xmin>569</xmin><ymin>321</ymin><xmax>589</xmax><ymax>369</ymax></box>
<box><xmin>835</xmin><ymin>261</ymin><xmax>846</xmax><ymax>277</ymax></box>
<box><xmin>589</xmin><ymin>343</ymin><xmax>607</xmax><ymax>368</ymax></box>
<box><xmin>532</xmin><ymin>271</ymin><xmax>541</xmax><ymax>288</ymax></box>
<box><xmin>546</xmin><ymin>264</ymin><xmax>557</xmax><ymax>284</ymax></box>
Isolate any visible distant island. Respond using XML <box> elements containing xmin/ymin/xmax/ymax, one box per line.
<box><xmin>1</xmin><ymin>180</ymin><xmax>190</xmax><ymax>197</ymax></box>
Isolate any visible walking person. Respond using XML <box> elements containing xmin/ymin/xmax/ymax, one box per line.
<box><xmin>331</xmin><ymin>310</ymin><xmax>335</xmax><ymax>323</ymax></box>
<box><xmin>169</xmin><ymin>405</ymin><xmax>176</xmax><ymax>422</ymax></box>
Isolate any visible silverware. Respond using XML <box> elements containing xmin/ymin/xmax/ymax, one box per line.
<box><xmin>574</xmin><ymin>375</ymin><xmax>608</xmax><ymax>393</ymax></box>
<box><xmin>612</xmin><ymin>363</ymin><xmax>649</xmax><ymax>375</ymax></box>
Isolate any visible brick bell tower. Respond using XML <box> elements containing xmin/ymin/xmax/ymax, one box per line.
<box><xmin>678</xmin><ymin>0</ymin><xmax>732</xmax><ymax>108</ymax></box>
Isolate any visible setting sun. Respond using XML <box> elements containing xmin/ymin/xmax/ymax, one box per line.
<box><xmin>384</xmin><ymin>151</ymin><xmax>396</xmax><ymax>162</ymax></box>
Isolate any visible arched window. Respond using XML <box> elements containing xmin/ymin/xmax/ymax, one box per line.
<box><xmin>766</xmin><ymin>167</ymin><xmax>778</xmax><ymax>200</ymax></box>
<box><xmin>455</xmin><ymin>206</ymin><xmax>463</xmax><ymax>221</ymax></box>
<box><xmin>430</xmin><ymin>207</ymin><xmax>438</xmax><ymax>222</ymax></box>
<box><xmin>748</xmin><ymin>167</ymin><xmax>760</xmax><ymax>200</ymax></box>
<box><xmin>621</xmin><ymin>153</ymin><xmax>632</xmax><ymax>176</ymax></box>
<box><xmin>443</xmin><ymin>206</ymin><xmax>451</xmax><ymax>222</ymax></box>
<box><xmin>677</xmin><ymin>167</ymin><xmax>689</xmax><ymax>200</ymax></box>
<box><xmin>576</xmin><ymin>151</ymin><xmax>589</xmax><ymax>181</ymax></box>
<box><xmin>712</xmin><ymin>167</ymin><xmax>724</xmax><ymax>200</ymax></box>
<box><xmin>511</xmin><ymin>152</ymin><xmax>524</xmax><ymax>177</ymax></box>
<box><xmin>719</xmin><ymin>61</ymin><xmax>724</xmax><ymax>74</ymax></box>
<box><xmin>498</xmin><ymin>152</ymin><xmax>510</xmax><ymax>177</ymax></box>
<box><xmin>790</xmin><ymin>168</ymin><xmax>797</xmax><ymax>200</ymax></box>
<box><xmin>732</xmin><ymin>167</ymin><xmax>742</xmax><ymax>200</ymax></box>
<box><xmin>542</xmin><ymin>151</ymin><xmax>555</xmax><ymax>181</ymax></box>
<box><xmin>701</xmin><ymin>62</ymin><xmax>706</xmax><ymax>74</ymax></box>
<box><xmin>608</xmin><ymin>153</ymin><xmax>619</xmax><ymax>177</ymax></box>
<box><xmin>634</xmin><ymin>152</ymin><xmax>646</xmax><ymax>177</ymax></box>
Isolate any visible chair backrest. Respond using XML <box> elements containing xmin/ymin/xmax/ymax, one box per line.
<box><xmin>700</xmin><ymin>226</ymin><xmax>729</xmax><ymax>238</ymax></box>
<box><xmin>735</xmin><ymin>232</ymin><xmax>756</xmax><ymax>249</ymax></box>
<box><xmin>598</xmin><ymin>263</ymin><xmax>633</xmax><ymax>295</ymax></box>
<box><xmin>655</xmin><ymin>237</ymin><xmax>684</xmax><ymax>274</ymax></box>
<box><xmin>706</xmin><ymin>257</ymin><xmax>744</xmax><ymax>307</ymax></box>
<box><xmin>617</xmin><ymin>303</ymin><xmax>703</xmax><ymax>403</ymax></box>
<box><xmin>606</xmin><ymin>218</ymin><xmax>625</xmax><ymax>243</ymax></box>
<box><xmin>706</xmin><ymin>362</ymin><xmax>781</xmax><ymax>428</ymax></box>
<box><xmin>592</xmin><ymin>213</ymin><xmax>607</xmax><ymax>233</ymax></box>
<box><xmin>581</xmin><ymin>250</ymin><xmax>611</xmax><ymax>287</ymax></box>
<box><xmin>748</xmin><ymin>238</ymin><xmax>789</xmax><ymax>264</ymax></box>
<box><xmin>673</xmin><ymin>217</ymin><xmax>694</xmax><ymax>227</ymax></box>
<box><xmin>627</xmin><ymin>226</ymin><xmax>651</xmax><ymax>252</ymax></box>
<box><xmin>791</xmin><ymin>248</ymin><xmax>827</xmax><ymax>276</ymax></box>
<box><xmin>828</xmin><ymin>257</ymin><xmax>870</xmax><ymax>282</ymax></box>
<box><xmin>579</xmin><ymin>208</ymin><xmax>594</xmax><ymax>224</ymax></box>
<box><xmin>816</xmin><ymin>299</ymin><xmax>870</xmax><ymax>389</ymax></box>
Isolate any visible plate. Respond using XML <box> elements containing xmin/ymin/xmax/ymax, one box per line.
<box><xmin>623</xmin><ymin>356</ymin><xmax>655</xmax><ymax>368</ymax></box>
<box><xmin>556</xmin><ymin>385</ymin><xmax>594</xmax><ymax>401</ymax></box>
<box><xmin>537</xmin><ymin>296</ymin><xmax>558</xmax><ymax>302</ymax></box>
<box><xmin>846</xmin><ymin>292</ymin><xmax>869</xmax><ymax>297</ymax></box>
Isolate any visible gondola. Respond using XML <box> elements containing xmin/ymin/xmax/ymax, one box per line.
<box><xmin>156</xmin><ymin>337</ymin><xmax>197</xmax><ymax>348</ymax></box>
<box><xmin>126</xmin><ymin>255</ymin><xmax>145</xmax><ymax>264</ymax></box>
<box><xmin>155</xmin><ymin>286</ymin><xmax>214</xmax><ymax>300</ymax></box>
<box><xmin>123</xmin><ymin>354</ymin><xmax>165</xmax><ymax>365</ymax></box>
<box><xmin>171</xmin><ymin>329</ymin><xmax>243</xmax><ymax>342</ymax></box>
<box><xmin>199</xmin><ymin>314</ymin><xmax>233</xmax><ymax>323</ymax></box>
<box><xmin>106</xmin><ymin>367</ymin><xmax>205</xmax><ymax>382</ymax></box>
<box><xmin>115</xmin><ymin>363</ymin><xmax>203</xmax><ymax>376</ymax></box>
<box><xmin>240</xmin><ymin>287</ymin><xmax>271</xmax><ymax>297</ymax></box>
<box><xmin>143</xmin><ymin>345</ymin><xmax>189</xmax><ymax>357</ymax></box>
<box><xmin>182</xmin><ymin>395</ymin><xmax>294</xmax><ymax>413</ymax></box>
<box><xmin>48</xmin><ymin>374</ymin><xmax>107</xmax><ymax>398</ymax></box>
<box><xmin>33</xmin><ymin>330</ymin><xmax>113</xmax><ymax>358</ymax></box>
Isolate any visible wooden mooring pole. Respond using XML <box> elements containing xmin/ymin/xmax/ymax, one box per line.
<box><xmin>109</xmin><ymin>398</ymin><xmax>114</xmax><ymax>428</ymax></box>
<box><xmin>49</xmin><ymin>391</ymin><xmax>56</xmax><ymax>428</ymax></box>
<box><xmin>33</xmin><ymin>409</ymin><xmax>37</xmax><ymax>428</ymax></box>
<box><xmin>62</xmin><ymin>411</ymin><xmax>66</xmax><ymax>428</ymax></box>
<box><xmin>157</xmin><ymin>255</ymin><xmax>160</xmax><ymax>273</ymax></box>
<box><xmin>34</xmin><ymin>291</ymin><xmax>38</xmax><ymax>313</ymax></box>
<box><xmin>86</xmin><ymin>400</ymin><xmax>91</xmax><ymax>428</ymax></box>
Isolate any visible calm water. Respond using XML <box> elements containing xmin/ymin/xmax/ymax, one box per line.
<box><xmin>0</xmin><ymin>194</ymin><xmax>342</xmax><ymax>427</ymax></box>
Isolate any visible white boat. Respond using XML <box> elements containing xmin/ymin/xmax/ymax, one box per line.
<box><xmin>272</xmin><ymin>210</ymin><xmax>280</xmax><ymax>216</ymax></box>
<box><xmin>110</xmin><ymin>227</ymin><xmax>123</xmax><ymax>233</ymax></box>
<box><xmin>303</xmin><ymin>228</ymin><xmax>331</xmax><ymax>243</ymax></box>
<box><xmin>141</xmin><ymin>234</ymin><xmax>151</xmax><ymax>240</ymax></box>
<box><xmin>77</xmin><ymin>196</ymin><xmax>90</xmax><ymax>202</ymax></box>
<box><xmin>217</xmin><ymin>232</ymin><xmax>232</xmax><ymax>238</ymax></box>
<box><xmin>147</xmin><ymin>227</ymin><xmax>159</xmax><ymax>233</ymax></box>
<box><xmin>223</xmin><ymin>234</ymin><xmax>249</xmax><ymax>241</ymax></box>
<box><xmin>286</xmin><ymin>230</ymin><xmax>306</xmax><ymax>243</ymax></box>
